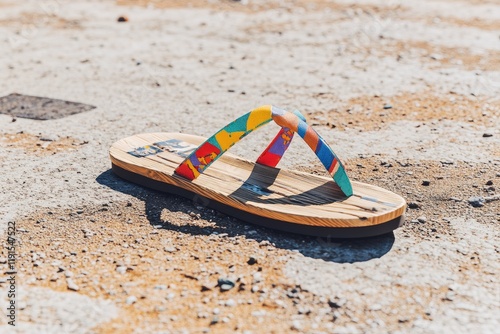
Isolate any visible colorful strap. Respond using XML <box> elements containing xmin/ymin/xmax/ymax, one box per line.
<box><xmin>256</xmin><ymin>110</ymin><xmax>306</xmax><ymax>168</ymax></box>
<box><xmin>174</xmin><ymin>105</ymin><xmax>353</xmax><ymax>197</ymax></box>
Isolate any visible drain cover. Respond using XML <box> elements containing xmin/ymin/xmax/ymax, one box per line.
<box><xmin>0</xmin><ymin>93</ymin><xmax>96</xmax><ymax>120</ymax></box>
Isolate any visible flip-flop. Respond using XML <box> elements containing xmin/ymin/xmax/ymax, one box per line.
<box><xmin>109</xmin><ymin>105</ymin><xmax>406</xmax><ymax>238</ymax></box>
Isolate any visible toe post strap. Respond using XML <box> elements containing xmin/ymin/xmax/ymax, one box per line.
<box><xmin>256</xmin><ymin>109</ymin><xmax>306</xmax><ymax>168</ymax></box>
<box><xmin>174</xmin><ymin>105</ymin><xmax>353</xmax><ymax>197</ymax></box>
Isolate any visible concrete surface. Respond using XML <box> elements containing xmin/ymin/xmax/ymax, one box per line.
<box><xmin>0</xmin><ymin>0</ymin><xmax>499</xmax><ymax>333</ymax></box>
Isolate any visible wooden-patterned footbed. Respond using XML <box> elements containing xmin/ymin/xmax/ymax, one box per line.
<box><xmin>110</xmin><ymin>133</ymin><xmax>406</xmax><ymax>238</ymax></box>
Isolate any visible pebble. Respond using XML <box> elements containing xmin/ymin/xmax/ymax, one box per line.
<box><xmin>482</xmin><ymin>133</ymin><xmax>493</xmax><ymax>138</ymax></box>
<box><xmin>225</xmin><ymin>299</ymin><xmax>236</xmax><ymax>307</ymax></box>
<box><xmin>40</xmin><ymin>134</ymin><xmax>59</xmax><ymax>142</ymax></box>
<box><xmin>164</xmin><ymin>246</ymin><xmax>177</xmax><ymax>253</ymax></box>
<box><xmin>252</xmin><ymin>272</ymin><xmax>262</xmax><ymax>284</ymax></box>
<box><xmin>218</xmin><ymin>277</ymin><xmax>235</xmax><ymax>291</ymax></box>
<box><xmin>383</xmin><ymin>103</ymin><xmax>392</xmax><ymax>109</ymax></box>
<box><xmin>197</xmin><ymin>312</ymin><xmax>209</xmax><ymax>319</ymax></box>
<box><xmin>117</xmin><ymin>16</ymin><xmax>128</xmax><ymax>22</ymax></box>
<box><xmin>126</xmin><ymin>296</ymin><xmax>137</xmax><ymax>305</ymax></box>
<box><xmin>247</xmin><ymin>256</ymin><xmax>258</xmax><ymax>265</ymax></box>
<box><xmin>291</xmin><ymin>320</ymin><xmax>303</xmax><ymax>331</ymax></box>
<box><xmin>422</xmin><ymin>180</ymin><xmax>431</xmax><ymax>186</ymax></box>
<box><xmin>468</xmin><ymin>196</ymin><xmax>485</xmax><ymax>207</ymax></box>
<box><xmin>484</xmin><ymin>195</ymin><xmax>500</xmax><ymax>203</ymax></box>
<box><xmin>116</xmin><ymin>266</ymin><xmax>127</xmax><ymax>274</ymax></box>
<box><xmin>328</xmin><ymin>297</ymin><xmax>346</xmax><ymax>308</ymax></box>
<box><xmin>259</xmin><ymin>240</ymin><xmax>271</xmax><ymax>247</ymax></box>
<box><xmin>66</xmin><ymin>278</ymin><xmax>79</xmax><ymax>291</ymax></box>
<box><xmin>443</xmin><ymin>292</ymin><xmax>455</xmax><ymax>301</ymax></box>
<box><xmin>408</xmin><ymin>202</ymin><xmax>420</xmax><ymax>209</ymax></box>
<box><xmin>417</xmin><ymin>216</ymin><xmax>427</xmax><ymax>223</ymax></box>
<box><xmin>201</xmin><ymin>284</ymin><xmax>214</xmax><ymax>292</ymax></box>
<box><xmin>486</xmin><ymin>180</ymin><xmax>493</xmax><ymax>186</ymax></box>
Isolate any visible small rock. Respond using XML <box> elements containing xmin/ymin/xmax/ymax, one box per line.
<box><xmin>417</xmin><ymin>216</ymin><xmax>427</xmax><ymax>223</ymax></box>
<box><xmin>217</xmin><ymin>278</ymin><xmax>235</xmax><ymax>291</ymax></box>
<box><xmin>443</xmin><ymin>292</ymin><xmax>455</xmax><ymax>301</ymax></box>
<box><xmin>66</xmin><ymin>278</ymin><xmax>79</xmax><ymax>291</ymax></box>
<box><xmin>116</xmin><ymin>266</ymin><xmax>127</xmax><ymax>274</ymax></box>
<box><xmin>486</xmin><ymin>180</ymin><xmax>493</xmax><ymax>186</ymax></box>
<box><xmin>201</xmin><ymin>283</ymin><xmax>214</xmax><ymax>292</ymax></box>
<box><xmin>410</xmin><ymin>219</ymin><xmax>419</xmax><ymax>224</ymax></box>
<box><xmin>291</xmin><ymin>320</ymin><xmax>303</xmax><ymax>331</ymax></box>
<box><xmin>40</xmin><ymin>134</ymin><xmax>59</xmax><ymax>142</ymax></box>
<box><xmin>126</xmin><ymin>296</ymin><xmax>137</xmax><ymax>305</ymax></box>
<box><xmin>328</xmin><ymin>297</ymin><xmax>346</xmax><ymax>308</ymax></box>
<box><xmin>164</xmin><ymin>246</ymin><xmax>177</xmax><ymax>253</ymax></box>
<box><xmin>65</xmin><ymin>270</ymin><xmax>74</xmax><ymax>278</ymax></box>
<box><xmin>468</xmin><ymin>196</ymin><xmax>485</xmax><ymax>207</ymax></box>
<box><xmin>383</xmin><ymin>104</ymin><xmax>392</xmax><ymax>109</ymax></box>
<box><xmin>297</xmin><ymin>306</ymin><xmax>311</xmax><ymax>315</ymax></box>
<box><xmin>187</xmin><ymin>211</ymin><xmax>202</xmax><ymax>220</ymax></box>
<box><xmin>252</xmin><ymin>272</ymin><xmax>262</xmax><ymax>284</ymax></box>
<box><xmin>210</xmin><ymin>316</ymin><xmax>219</xmax><ymax>326</ymax></box>
<box><xmin>422</xmin><ymin>180</ymin><xmax>431</xmax><ymax>186</ymax></box>
<box><xmin>247</xmin><ymin>256</ymin><xmax>258</xmax><ymax>265</ymax></box>
<box><xmin>117</xmin><ymin>16</ymin><xmax>128</xmax><ymax>22</ymax></box>
<box><xmin>484</xmin><ymin>195</ymin><xmax>500</xmax><ymax>203</ymax></box>
<box><xmin>408</xmin><ymin>202</ymin><xmax>420</xmax><ymax>209</ymax></box>
<box><xmin>482</xmin><ymin>133</ymin><xmax>493</xmax><ymax>138</ymax></box>
<box><xmin>197</xmin><ymin>312</ymin><xmax>209</xmax><ymax>319</ymax></box>
<box><xmin>225</xmin><ymin>299</ymin><xmax>236</xmax><ymax>307</ymax></box>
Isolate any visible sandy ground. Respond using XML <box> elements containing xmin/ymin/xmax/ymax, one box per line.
<box><xmin>0</xmin><ymin>0</ymin><xmax>499</xmax><ymax>333</ymax></box>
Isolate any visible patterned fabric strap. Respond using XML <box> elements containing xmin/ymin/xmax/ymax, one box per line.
<box><xmin>255</xmin><ymin>109</ymin><xmax>306</xmax><ymax>168</ymax></box>
<box><xmin>174</xmin><ymin>105</ymin><xmax>353</xmax><ymax>197</ymax></box>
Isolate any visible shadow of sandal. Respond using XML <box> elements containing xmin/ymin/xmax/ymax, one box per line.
<box><xmin>96</xmin><ymin>169</ymin><xmax>395</xmax><ymax>264</ymax></box>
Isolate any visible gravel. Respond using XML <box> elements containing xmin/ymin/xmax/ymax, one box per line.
<box><xmin>0</xmin><ymin>0</ymin><xmax>498</xmax><ymax>333</ymax></box>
